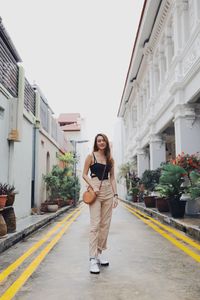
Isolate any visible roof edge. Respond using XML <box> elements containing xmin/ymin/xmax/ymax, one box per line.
<box><xmin>0</xmin><ymin>17</ymin><xmax>22</xmax><ymax>62</ymax></box>
<box><xmin>117</xmin><ymin>0</ymin><xmax>147</xmax><ymax>117</ymax></box>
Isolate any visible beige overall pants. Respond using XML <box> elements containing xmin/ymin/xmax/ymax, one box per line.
<box><xmin>89</xmin><ymin>177</ymin><xmax>113</xmax><ymax>258</ymax></box>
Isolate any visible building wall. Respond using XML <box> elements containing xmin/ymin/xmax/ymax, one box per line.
<box><xmin>0</xmin><ymin>90</ymin><xmax>9</xmax><ymax>182</ymax></box>
<box><xmin>13</xmin><ymin>116</ymin><xmax>34</xmax><ymax>218</ymax></box>
<box><xmin>118</xmin><ymin>0</ymin><xmax>200</xmax><ymax>179</ymax></box>
<box><xmin>36</xmin><ymin>130</ymin><xmax>61</xmax><ymax>206</ymax></box>
<box><xmin>62</xmin><ymin>118</ymin><xmax>90</xmax><ymax>198</ymax></box>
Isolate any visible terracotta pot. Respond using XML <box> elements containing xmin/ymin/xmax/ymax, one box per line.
<box><xmin>144</xmin><ymin>196</ymin><xmax>156</xmax><ymax>208</ymax></box>
<box><xmin>132</xmin><ymin>196</ymin><xmax>138</xmax><ymax>202</ymax></box>
<box><xmin>56</xmin><ymin>198</ymin><xmax>66</xmax><ymax>207</ymax></box>
<box><xmin>40</xmin><ymin>202</ymin><xmax>49</xmax><ymax>212</ymax></box>
<box><xmin>0</xmin><ymin>213</ymin><xmax>7</xmax><ymax>237</ymax></box>
<box><xmin>0</xmin><ymin>195</ymin><xmax>7</xmax><ymax>209</ymax></box>
<box><xmin>156</xmin><ymin>197</ymin><xmax>170</xmax><ymax>212</ymax></box>
<box><xmin>3</xmin><ymin>207</ymin><xmax>16</xmax><ymax>233</ymax></box>
<box><xmin>66</xmin><ymin>199</ymin><xmax>73</xmax><ymax>205</ymax></box>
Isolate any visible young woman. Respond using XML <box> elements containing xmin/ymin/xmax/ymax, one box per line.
<box><xmin>82</xmin><ymin>133</ymin><xmax>118</xmax><ymax>274</ymax></box>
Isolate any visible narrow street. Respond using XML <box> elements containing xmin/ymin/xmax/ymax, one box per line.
<box><xmin>0</xmin><ymin>202</ymin><xmax>200</xmax><ymax>300</ymax></box>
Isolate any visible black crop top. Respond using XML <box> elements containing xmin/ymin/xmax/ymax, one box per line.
<box><xmin>90</xmin><ymin>153</ymin><xmax>111</xmax><ymax>180</ymax></box>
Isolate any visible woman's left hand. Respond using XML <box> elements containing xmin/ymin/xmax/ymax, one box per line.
<box><xmin>113</xmin><ymin>196</ymin><xmax>118</xmax><ymax>208</ymax></box>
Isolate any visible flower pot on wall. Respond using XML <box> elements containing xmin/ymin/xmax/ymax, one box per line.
<box><xmin>144</xmin><ymin>196</ymin><xmax>156</xmax><ymax>208</ymax></box>
<box><xmin>167</xmin><ymin>198</ymin><xmax>186</xmax><ymax>218</ymax></box>
<box><xmin>0</xmin><ymin>195</ymin><xmax>7</xmax><ymax>209</ymax></box>
<box><xmin>156</xmin><ymin>197</ymin><xmax>169</xmax><ymax>212</ymax></box>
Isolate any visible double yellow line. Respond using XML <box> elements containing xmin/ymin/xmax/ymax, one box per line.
<box><xmin>0</xmin><ymin>206</ymin><xmax>82</xmax><ymax>300</ymax></box>
<box><xmin>123</xmin><ymin>203</ymin><xmax>200</xmax><ymax>263</ymax></box>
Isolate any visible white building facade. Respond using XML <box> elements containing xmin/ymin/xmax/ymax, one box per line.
<box><xmin>0</xmin><ymin>19</ymin><xmax>68</xmax><ymax>218</ymax></box>
<box><xmin>118</xmin><ymin>0</ymin><xmax>200</xmax><ymax>180</ymax></box>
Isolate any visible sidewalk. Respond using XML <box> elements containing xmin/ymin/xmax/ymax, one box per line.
<box><xmin>0</xmin><ymin>205</ymin><xmax>73</xmax><ymax>254</ymax></box>
<box><xmin>121</xmin><ymin>199</ymin><xmax>200</xmax><ymax>242</ymax></box>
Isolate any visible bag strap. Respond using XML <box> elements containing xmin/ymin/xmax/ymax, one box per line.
<box><xmin>99</xmin><ymin>165</ymin><xmax>107</xmax><ymax>190</ymax></box>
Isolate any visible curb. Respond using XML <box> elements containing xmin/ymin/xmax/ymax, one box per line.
<box><xmin>121</xmin><ymin>199</ymin><xmax>200</xmax><ymax>242</ymax></box>
<box><xmin>0</xmin><ymin>205</ymin><xmax>74</xmax><ymax>254</ymax></box>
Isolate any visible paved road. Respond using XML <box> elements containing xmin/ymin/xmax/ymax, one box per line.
<box><xmin>0</xmin><ymin>202</ymin><xmax>200</xmax><ymax>300</ymax></box>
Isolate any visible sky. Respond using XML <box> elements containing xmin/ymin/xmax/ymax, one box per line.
<box><xmin>1</xmin><ymin>0</ymin><xmax>144</xmax><ymax>143</ymax></box>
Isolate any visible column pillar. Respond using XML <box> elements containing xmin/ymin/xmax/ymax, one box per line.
<box><xmin>153</xmin><ymin>60</ymin><xmax>159</xmax><ymax>95</ymax></box>
<box><xmin>137</xmin><ymin>148</ymin><xmax>150</xmax><ymax>178</ymax></box>
<box><xmin>173</xmin><ymin>1</ymin><xmax>183</xmax><ymax>56</ymax></box>
<box><xmin>173</xmin><ymin>104</ymin><xmax>200</xmax><ymax>154</ymax></box>
<box><xmin>33</xmin><ymin>90</ymin><xmax>41</xmax><ymax>208</ymax></box>
<box><xmin>148</xmin><ymin>54</ymin><xmax>155</xmax><ymax>99</ymax></box>
<box><xmin>193</xmin><ymin>0</ymin><xmax>200</xmax><ymax>27</ymax></box>
<box><xmin>158</xmin><ymin>50</ymin><xmax>166</xmax><ymax>85</ymax></box>
<box><xmin>181</xmin><ymin>1</ymin><xmax>189</xmax><ymax>46</ymax></box>
<box><xmin>149</xmin><ymin>134</ymin><xmax>166</xmax><ymax>170</ymax></box>
<box><xmin>165</xmin><ymin>26</ymin><xmax>174</xmax><ymax>71</ymax></box>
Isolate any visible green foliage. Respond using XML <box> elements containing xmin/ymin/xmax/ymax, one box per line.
<box><xmin>155</xmin><ymin>164</ymin><xmax>186</xmax><ymax>198</ymax></box>
<box><xmin>188</xmin><ymin>171</ymin><xmax>200</xmax><ymax>199</ymax></box>
<box><xmin>58</xmin><ymin>152</ymin><xmax>77</xmax><ymax>169</ymax></box>
<box><xmin>43</xmin><ymin>164</ymin><xmax>80</xmax><ymax>201</ymax></box>
<box><xmin>130</xmin><ymin>187</ymin><xmax>139</xmax><ymax>196</ymax></box>
<box><xmin>118</xmin><ymin>162</ymin><xmax>139</xmax><ymax>194</ymax></box>
<box><xmin>141</xmin><ymin>168</ymin><xmax>161</xmax><ymax>192</ymax></box>
<box><xmin>60</xmin><ymin>176</ymin><xmax>80</xmax><ymax>200</ymax></box>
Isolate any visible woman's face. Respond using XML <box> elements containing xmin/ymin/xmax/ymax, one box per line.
<box><xmin>96</xmin><ymin>135</ymin><xmax>106</xmax><ymax>150</ymax></box>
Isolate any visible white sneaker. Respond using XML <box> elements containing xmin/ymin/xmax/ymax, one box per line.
<box><xmin>97</xmin><ymin>255</ymin><xmax>109</xmax><ymax>266</ymax></box>
<box><xmin>90</xmin><ymin>258</ymin><xmax>100</xmax><ymax>274</ymax></box>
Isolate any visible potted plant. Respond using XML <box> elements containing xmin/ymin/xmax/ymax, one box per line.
<box><xmin>0</xmin><ymin>183</ymin><xmax>8</xmax><ymax>209</ymax></box>
<box><xmin>156</xmin><ymin>164</ymin><xmax>187</xmax><ymax>218</ymax></box>
<box><xmin>5</xmin><ymin>184</ymin><xmax>17</xmax><ymax>206</ymax></box>
<box><xmin>184</xmin><ymin>170</ymin><xmax>200</xmax><ymax>215</ymax></box>
<box><xmin>118</xmin><ymin>162</ymin><xmax>137</xmax><ymax>200</ymax></box>
<box><xmin>129</xmin><ymin>173</ymin><xmax>140</xmax><ymax>202</ymax></box>
<box><xmin>171</xmin><ymin>152</ymin><xmax>200</xmax><ymax>215</ymax></box>
<box><xmin>61</xmin><ymin>175</ymin><xmax>80</xmax><ymax>205</ymax></box>
<box><xmin>43</xmin><ymin>166</ymin><xmax>63</xmax><ymax>212</ymax></box>
<box><xmin>141</xmin><ymin>168</ymin><xmax>161</xmax><ymax>208</ymax></box>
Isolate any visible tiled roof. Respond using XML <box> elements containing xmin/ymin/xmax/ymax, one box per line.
<box><xmin>61</xmin><ymin>123</ymin><xmax>81</xmax><ymax>131</ymax></box>
<box><xmin>58</xmin><ymin>113</ymin><xmax>80</xmax><ymax>123</ymax></box>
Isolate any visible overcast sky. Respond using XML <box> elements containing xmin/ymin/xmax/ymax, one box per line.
<box><xmin>1</xmin><ymin>0</ymin><xmax>144</xmax><ymax>143</ymax></box>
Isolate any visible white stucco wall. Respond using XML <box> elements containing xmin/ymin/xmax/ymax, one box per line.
<box><xmin>118</xmin><ymin>0</ymin><xmax>200</xmax><ymax>176</ymax></box>
<box><xmin>36</xmin><ymin>130</ymin><xmax>61</xmax><ymax>206</ymax></box>
<box><xmin>0</xmin><ymin>91</ymin><xmax>10</xmax><ymax>182</ymax></box>
<box><xmin>113</xmin><ymin>118</ymin><xmax>126</xmax><ymax>199</ymax></box>
<box><xmin>13</xmin><ymin>116</ymin><xmax>34</xmax><ymax>219</ymax></box>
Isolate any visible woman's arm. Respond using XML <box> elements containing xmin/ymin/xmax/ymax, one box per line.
<box><xmin>82</xmin><ymin>154</ymin><xmax>99</xmax><ymax>193</ymax></box>
<box><xmin>110</xmin><ymin>161</ymin><xmax>118</xmax><ymax>208</ymax></box>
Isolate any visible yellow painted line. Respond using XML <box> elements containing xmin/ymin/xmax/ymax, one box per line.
<box><xmin>124</xmin><ymin>206</ymin><xmax>200</xmax><ymax>263</ymax></box>
<box><xmin>123</xmin><ymin>203</ymin><xmax>200</xmax><ymax>251</ymax></box>
<box><xmin>0</xmin><ymin>206</ymin><xmax>82</xmax><ymax>283</ymax></box>
<box><xmin>0</xmin><ymin>210</ymin><xmax>81</xmax><ymax>300</ymax></box>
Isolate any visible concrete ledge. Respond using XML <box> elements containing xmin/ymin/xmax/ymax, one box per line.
<box><xmin>121</xmin><ymin>199</ymin><xmax>200</xmax><ymax>242</ymax></box>
<box><xmin>0</xmin><ymin>205</ymin><xmax>73</xmax><ymax>253</ymax></box>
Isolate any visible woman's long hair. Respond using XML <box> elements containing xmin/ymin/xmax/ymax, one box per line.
<box><xmin>93</xmin><ymin>133</ymin><xmax>113</xmax><ymax>167</ymax></box>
